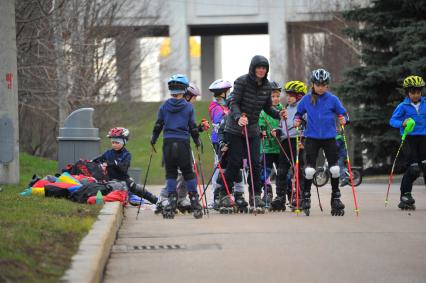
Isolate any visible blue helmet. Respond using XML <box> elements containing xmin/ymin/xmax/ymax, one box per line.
<box><xmin>311</xmin><ymin>68</ymin><xmax>331</xmax><ymax>84</ymax></box>
<box><xmin>168</xmin><ymin>74</ymin><xmax>189</xmax><ymax>95</ymax></box>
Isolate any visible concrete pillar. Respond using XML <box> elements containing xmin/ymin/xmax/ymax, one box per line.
<box><xmin>268</xmin><ymin>1</ymin><xmax>287</xmax><ymax>83</ymax></box>
<box><xmin>115</xmin><ymin>35</ymin><xmax>142</xmax><ymax>101</ymax></box>
<box><xmin>201</xmin><ymin>36</ymin><xmax>222</xmax><ymax>100</ymax></box>
<box><xmin>0</xmin><ymin>0</ymin><xmax>20</xmax><ymax>184</ymax></box>
<box><xmin>287</xmin><ymin>24</ymin><xmax>304</xmax><ymax>81</ymax></box>
<box><xmin>168</xmin><ymin>0</ymin><xmax>189</xmax><ymax>77</ymax></box>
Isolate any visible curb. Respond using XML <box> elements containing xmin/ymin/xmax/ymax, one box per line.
<box><xmin>61</xmin><ymin>202</ymin><xmax>123</xmax><ymax>283</ymax></box>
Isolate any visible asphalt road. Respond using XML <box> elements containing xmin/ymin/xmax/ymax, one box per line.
<box><xmin>103</xmin><ymin>183</ymin><xmax>426</xmax><ymax>283</ymax></box>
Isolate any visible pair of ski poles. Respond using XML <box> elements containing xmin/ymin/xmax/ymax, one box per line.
<box><xmin>201</xmin><ymin>113</ymin><xmax>265</xmax><ymax>216</ymax></box>
<box><xmin>199</xmin><ymin>130</ymin><xmax>234</xmax><ymax>207</ymax></box>
<box><xmin>136</xmin><ymin>138</ymin><xmax>210</xmax><ymax>219</ymax></box>
<box><xmin>260</xmin><ymin>113</ymin><xmax>314</xmax><ymax>214</ymax></box>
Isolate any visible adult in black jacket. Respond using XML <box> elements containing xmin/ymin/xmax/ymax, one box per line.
<box><xmin>220</xmin><ymin>55</ymin><xmax>286</xmax><ymax>210</ymax></box>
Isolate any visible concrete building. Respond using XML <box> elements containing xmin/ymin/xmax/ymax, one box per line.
<box><xmin>111</xmin><ymin>0</ymin><xmax>368</xmax><ymax>101</ymax></box>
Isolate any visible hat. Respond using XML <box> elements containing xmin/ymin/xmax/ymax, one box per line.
<box><xmin>111</xmin><ymin>137</ymin><xmax>125</xmax><ymax>145</ymax></box>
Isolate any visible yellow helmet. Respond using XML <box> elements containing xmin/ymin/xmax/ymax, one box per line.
<box><xmin>403</xmin><ymin>75</ymin><xmax>425</xmax><ymax>88</ymax></box>
<box><xmin>284</xmin><ymin>80</ymin><xmax>307</xmax><ymax>94</ymax></box>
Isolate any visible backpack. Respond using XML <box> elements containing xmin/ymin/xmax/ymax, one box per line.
<box><xmin>66</xmin><ymin>160</ymin><xmax>108</xmax><ymax>183</ymax></box>
<box><xmin>69</xmin><ymin>182</ymin><xmax>112</xmax><ymax>203</ymax></box>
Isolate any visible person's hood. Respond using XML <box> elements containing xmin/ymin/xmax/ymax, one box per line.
<box><xmin>248</xmin><ymin>55</ymin><xmax>269</xmax><ymax>82</ymax></box>
<box><xmin>163</xmin><ymin>98</ymin><xmax>188</xmax><ymax>113</ymax></box>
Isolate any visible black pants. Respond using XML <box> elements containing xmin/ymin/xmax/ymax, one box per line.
<box><xmin>163</xmin><ymin>139</ymin><xmax>195</xmax><ymax>181</ymax></box>
<box><xmin>223</xmin><ymin>133</ymin><xmax>261</xmax><ymax>195</ymax></box>
<box><xmin>276</xmin><ymin>138</ymin><xmax>304</xmax><ymax>197</ymax></box>
<box><xmin>304</xmin><ymin>138</ymin><xmax>339</xmax><ymax>194</ymax></box>
<box><xmin>401</xmin><ymin>135</ymin><xmax>426</xmax><ymax>195</ymax></box>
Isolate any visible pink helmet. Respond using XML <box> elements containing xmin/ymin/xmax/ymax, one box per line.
<box><xmin>208</xmin><ymin>79</ymin><xmax>232</xmax><ymax>96</ymax></box>
<box><xmin>186</xmin><ymin>81</ymin><xmax>201</xmax><ymax>97</ymax></box>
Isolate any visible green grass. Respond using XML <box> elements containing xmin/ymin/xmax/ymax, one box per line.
<box><xmin>0</xmin><ymin>101</ymin><xmax>215</xmax><ymax>281</ymax></box>
<box><xmin>95</xmin><ymin>101</ymin><xmax>215</xmax><ymax>184</ymax></box>
<box><xmin>0</xmin><ymin>153</ymin><xmax>100</xmax><ymax>283</ymax></box>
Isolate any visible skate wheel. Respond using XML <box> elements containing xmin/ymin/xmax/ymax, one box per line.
<box><xmin>331</xmin><ymin>210</ymin><xmax>344</xmax><ymax>216</ymax></box>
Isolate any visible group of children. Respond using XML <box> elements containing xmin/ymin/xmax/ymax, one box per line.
<box><xmin>95</xmin><ymin>55</ymin><xmax>425</xmax><ymax>218</ymax></box>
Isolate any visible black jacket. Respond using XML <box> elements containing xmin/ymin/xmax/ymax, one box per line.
<box><xmin>225</xmin><ymin>55</ymin><xmax>280</xmax><ymax>137</ymax></box>
<box><xmin>93</xmin><ymin>147</ymin><xmax>131</xmax><ymax>181</ymax></box>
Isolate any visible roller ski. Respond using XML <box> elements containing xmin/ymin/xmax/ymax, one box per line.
<box><xmin>398</xmin><ymin>193</ymin><xmax>416</xmax><ymax>210</ymax></box>
<box><xmin>189</xmin><ymin>192</ymin><xmax>203</xmax><ymax>219</ymax></box>
<box><xmin>249</xmin><ymin>195</ymin><xmax>266</xmax><ymax>214</ymax></box>
<box><xmin>270</xmin><ymin>195</ymin><xmax>286</xmax><ymax>212</ymax></box>
<box><xmin>218</xmin><ymin>194</ymin><xmax>234</xmax><ymax>214</ymax></box>
<box><xmin>162</xmin><ymin>192</ymin><xmax>177</xmax><ymax>219</ymax></box>
<box><xmin>234</xmin><ymin>192</ymin><xmax>249</xmax><ymax>213</ymax></box>
<box><xmin>300</xmin><ymin>193</ymin><xmax>311</xmax><ymax>216</ymax></box>
<box><xmin>177</xmin><ymin>197</ymin><xmax>192</xmax><ymax>214</ymax></box>
<box><xmin>330</xmin><ymin>192</ymin><xmax>345</xmax><ymax>216</ymax></box>
<box><xmin>154</xmin><ymin>194</ymin><xmax>167</xmax><ymax>215</ymax></box>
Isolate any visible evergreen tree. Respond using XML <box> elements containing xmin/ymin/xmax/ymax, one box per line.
<box><xmin>338</xmin><ymin>0</ymin><xmax>426</xmax><ymax>170</ymax></box>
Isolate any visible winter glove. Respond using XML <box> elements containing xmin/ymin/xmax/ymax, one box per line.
<box><xmin>200</xmin><ymin>118</ymin><xmax>210</xmax><ymax>132</ymax></box>
<box><xmin>194</xmin><ymin>137</ymin><xmax>201</xmax><ymax>148</ymax></box>
<box><xmin>219</xmin><ymin>142</ymin><xmax>228</xmax><ymax>152</ymax></box>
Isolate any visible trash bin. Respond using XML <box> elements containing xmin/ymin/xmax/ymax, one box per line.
<box><xmin>57</xmin><ymin>108</ymin><xmax>100</xmax><ymax>171</ymax></box>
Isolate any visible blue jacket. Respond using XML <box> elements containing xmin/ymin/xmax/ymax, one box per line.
<box><xmin>389</xmin><ymin>96</ymin><xmax>426</xmax><ymax>136</ymax></box>
<box><xmin>158</xmin><ymin>98</ymin><xmax>197</xmax><ymax>140</ymax></box>
<box><xmin>93</xmin><ymin>147</ymin><xmax>131</xmax><ymax>181</ymax></box>
<box><xmin>295</xmin><ymin>91</ymin><xmax>347</xmax><ymax>139</ymax></box>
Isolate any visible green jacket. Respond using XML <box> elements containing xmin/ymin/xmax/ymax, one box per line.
<box><xmin>259</xmin><ymin>104</ymin><xmax>283</xmax><ymax>154</ymax></box>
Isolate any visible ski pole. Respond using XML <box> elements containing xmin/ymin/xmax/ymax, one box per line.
<box><xmin>282</xmin><ymin>118</ymin><xmax>295</xmax><ymax>167</ymax></box>
<box><xmin>217</xmin><ymin>159</ymin><xmax>234</xmax><ymax>206</ymax></box>
<box><xmin>199</xmin><ymin>166</ymin><xmax>218</xmax><ymax>201</ymax></box>
<box><xmin>294</xmin><ymin>127</ymin><xmax>301</xmax><ymax>214</ymax></box>
<box><xmin>340</xmin><ymin>119</ymin><xmax>360</xmax><ymax>216</ymax></box>
<box><xmin>261</xmin><ymin>136</ymin><xmax>269</xmax><ymax>208</ymax></box>
<box><xmin>260</xmin><ymin>112</ymin><xmax>293</xmax><ymax>166</ymax></box>
<box><xmin>201</xmin><ymin>129</ymin><xmax>232</xmax><ymax>207</ymax></box>
<box><xmin>136</xmin><ymin>144</ymin><xmax>156</xmax><ymax>220</ymax></box>
<box><xmin>196</xmin><ymin>147</ymin><xmax>209</xmax><ymax>216</ymax></box>
<box><xmin>385</xmin><ymin>118</ymin><xmax>415</xmax><ymax>207</ymax></box>
<box><xmin>192</xmin><ymin>150</ymin><xmax>208</xmax><ymax>215</ymax></box>
<box><xmin>241</xmin><ymin>113</ymin><xmax>257</xmax><ymax>215</ymax></box>
<box><xmin>284</xmin><ymin>119</ymin><xmax>308</xmax><ymax>212</ymax></box>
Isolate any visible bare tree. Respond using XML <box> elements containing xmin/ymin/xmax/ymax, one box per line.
<box><xmin>16</xmin><ymin>0</ymin><xmax>160</xmax><ymax>158</ymax></box>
